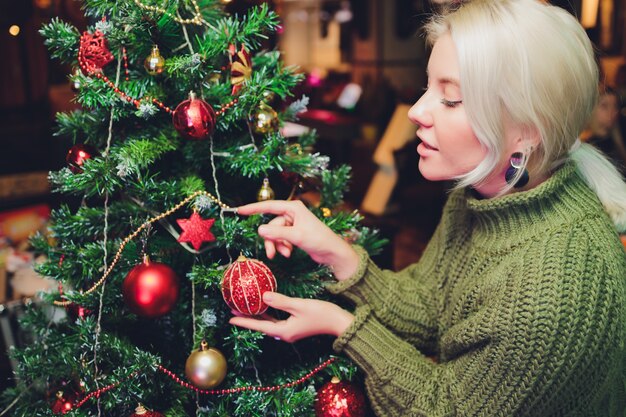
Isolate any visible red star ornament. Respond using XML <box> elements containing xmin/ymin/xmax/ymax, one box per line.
<box><xmin>176</xmin><ymin>212</ymin><xmax>216</xmax><ymax>250</ymax></box>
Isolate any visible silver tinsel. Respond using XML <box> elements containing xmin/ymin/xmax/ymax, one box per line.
<box><xmin>94</xmin><ymin>20</ymin><xmax>113</xmax><ymax>34</ymax></box>
<box><xmin>200</xmin><ymin>308</ymin><xmax>217</xmax><ymax>327</ymax></box>
<box><xmin>116</xmin><ymin>158</ymin><xmax>134</xmax><ymax>178</ymax></box>
<box><xmin>136</xmin><ymin>102</ymin><xmax>158</xmax><ymax>119</ymax></box>
<box><xmin>195</xmin><ymin>195</ymin><xmax>213</xmax><ymax>212</ymax></box>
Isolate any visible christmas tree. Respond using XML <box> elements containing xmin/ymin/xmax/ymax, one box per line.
<box><xmin>0</xmin><ymin>1</ymin><xmax>385</xmax><ymax>415</ymax></box>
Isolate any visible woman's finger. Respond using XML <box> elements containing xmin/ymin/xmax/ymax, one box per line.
<box><xmin>229</xmin><ymin>316</ymin><xmax>280</xmax><ymax>336</ymax></box>
<box><xmin>276</xmin><ymin>240</ymin><xmax>293</xmax><ymax>258</ymax></box>
<box><xmin>232</xmin><ymin>309</ymin><xmax>278</xmax><ymax>322</ymax></box>
<box><xmin>262</xmin><ymin>292</ymin><xmax>299</xmax><ymax>314</ymax></box>
<box><xmin>237</xmin><ymin>200</ymin><xmax>294</xmax><ymax>216</ymax></box>
<box><xmin>264</xmin><ymin>238</ymin><xmax>277</xmax><ymax>259</ymax></box>
<box><xmin>258</xmin><ymin>224</ymin><xmax>301</xmax><ymax>245</ymax></box>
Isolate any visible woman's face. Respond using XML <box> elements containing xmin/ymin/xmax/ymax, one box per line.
<box><xmin>408</xmin><ymin>33</ymin><xmax>488</xmax><ymax>182</ymax></box>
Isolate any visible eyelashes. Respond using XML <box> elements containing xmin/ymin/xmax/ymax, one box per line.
<box><xmin>440</xmin><ymin>98</ymin><xmax>463</xmax><ymax>108</ymax></box>
<box><xmin>421</xmin><ymin>87</ymin><xmax>463</xmax><ymax>108</ymax></box>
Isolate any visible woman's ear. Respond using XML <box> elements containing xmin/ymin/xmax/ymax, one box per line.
<box><xmin>521</xmin><ymin>125</ymin><xmax>542</xmax><ymax>151</ymax></box>
<box><xmin>511</xmin><ymin>125</ymin><xmax>541</xmax><ymax>153</ymax></box>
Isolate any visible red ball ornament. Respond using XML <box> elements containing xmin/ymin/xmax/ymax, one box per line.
<box><xmin>66</xmin><ymin>144</ymin><xmax>97</xmax><ymax>174</ymax></box>
<box><xmin>315</xmin><ymin>377</ymin><xmax>367</xmax><ymax>417</ymax></box>
<box><xmin>172</xmin><ymin>92</ymin><xmax>216</xmax><ymax>140</ymax></box>
<box><xmin>122</xmin><ymin>258</ymin><xmax>179</xmax><ymax>318</ymax></box>
<box><xmin>66</xmin><ymin>303</ymin><xmax>93</xmax><ymax>321</ymax></box>
<box><xmin>221</xmin><ymin>255</ymin><xmax>277</xmax><ymax>315</ymax></box>
<box><xmin>51</xmin><ymin>390</ymin><xmax>76</xmax><ymax>415</ymax></box>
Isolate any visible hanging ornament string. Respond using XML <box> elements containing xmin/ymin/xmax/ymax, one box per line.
<box><xmin>133</xmin><ymin>0</ymin><xmax>204</xmax><ymax>25</ymax></box>
<box><xmin>53</xmin><ymin>191</ymin><xmax>235</xmax><ymax>307</ymax></box>
<box><xmin>72</xmin><ymin>358</ymin><xmax>337</xmax><ymax>410</ymax></box>
<box><xmin>77</xmin><ymin>31</ymin><xmax>239</xmax><ymax>117</ymax></box>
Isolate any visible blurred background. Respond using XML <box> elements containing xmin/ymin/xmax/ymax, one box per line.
<box><xmin>0</xmin><ymin>0</ymin><xmax>625</xmax><ymax>390</ymax></box>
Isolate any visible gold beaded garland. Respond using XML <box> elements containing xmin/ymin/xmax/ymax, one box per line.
<box><xmin>133</xmin><ymin>0</ymin><xmax>203</xmax><ymax>25</ymax></box>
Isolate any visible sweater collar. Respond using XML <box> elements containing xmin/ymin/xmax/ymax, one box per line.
<box><xmin>464</xmin><ymin>162</ymin><xmax>599</xmax><ymax>240</ymax></box>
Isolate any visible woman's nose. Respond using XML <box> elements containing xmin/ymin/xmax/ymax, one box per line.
<box><xmin>408</xmin><ymin>93</ymin><xmax>433</xmax><ymax>128</ymax></box>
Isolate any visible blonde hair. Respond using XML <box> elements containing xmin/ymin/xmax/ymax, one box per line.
<box><xmin>425</xmin><ymin>0</ymin><xmax>626</xmax><ymax>230</ymax></box>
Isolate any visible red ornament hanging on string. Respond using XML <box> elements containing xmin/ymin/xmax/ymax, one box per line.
<box><xmin>78</xmin><ymin>29</ymin><xmax>114</xmax><ymax>75</ymax></box>
<box><xmin>66</xmin><ymin>144</ymin><xmax>98</xmax><ymax>173</ymax></box>
<box><xmin>221</xmin><ymin>255</ymin><xmax>277</xmax><ymax>315</ymax></box>
<box><xmin>172</xmin><ymin>92</ymin><xmax>216</xmax><ymax>140</ymax></box>
<box><xmin>129</xmin><ymin>403</ymin><xmax>165</xmax><ymax>417</ymax></box>
<box><xmin>314</xmin><ymin>377</ymin><xmax>367</xmax><ymax>417</ymax></box>
<box><xmin>51</xmin><ymin>390</ymin><xmax>76</xmax><ymax>415</ymax></box>
<box><xmin>230</xmin><ymin>44</ymin><xmax>252</xmax><ymax>95</ymax></box>
<box><xmin>122</xmin><ymin>257</ymin><xmax>179</xmax><ymax>318</ymax></box>
<box><xmin>176</xmin><ymin>212</ymin><xmax>216</xmax><ymax>250</ymax></box>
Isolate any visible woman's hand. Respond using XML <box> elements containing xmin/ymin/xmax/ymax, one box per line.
<box><xmin>237</xmin><ymin>200</ymin><xmax>360</xmax><ymax>280</ymax></box>
<box><xmin>229</xmin><ymin>292</ymin><xmax>354</xmax><ymax>342</ymax></box>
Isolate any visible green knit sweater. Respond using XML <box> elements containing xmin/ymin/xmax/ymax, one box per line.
<box><xmin>327</xmin><ymin>163</ymin><xmax>626</xmax><ymax>417</ymax></box>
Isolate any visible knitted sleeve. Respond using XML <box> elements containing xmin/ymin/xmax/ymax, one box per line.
<box><xmin>325</xmin><ymin>221</ymin><xmax>446</xmax><ymax>350</ymax></box>
<box><xmin>325</xmin><ymin>191</ymin><xmax>465</xmax><ymax>350</ymax></box>
<box><xmin>333</xmin><ymin>227</ymin><xmax>626</xmax><ymax>417</ymax></box>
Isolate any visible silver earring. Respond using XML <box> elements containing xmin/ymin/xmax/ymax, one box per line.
<box><xmin>505</xmin><ymin>152</ymin><xmax>529</xmax><ymax>188</ymax></box>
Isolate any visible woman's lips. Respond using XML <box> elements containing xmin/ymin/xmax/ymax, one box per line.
<box><xmin>421</xmin><ymin>141</ymin><xmax>437</xmax><ymax>150</ymax></box>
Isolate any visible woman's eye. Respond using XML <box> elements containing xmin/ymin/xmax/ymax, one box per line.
<box><xmin>441</xmin><ymin>98</ymin><xmax>463</xmax><ymax>108</ymax></box>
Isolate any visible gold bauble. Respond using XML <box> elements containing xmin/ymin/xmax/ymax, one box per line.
<box><xmin>257</xmin><ymin>178</ymin><xmax>275</xmax><ymax>201</ymax></box>
<box><xmin>321</xmin><ymin>207</ymin><xmax>332</xmax><ymax>218</ymax></box>
<box><xmin>262</xmin><ymin>90</ymin><xmax>276</xmax><ymax>103</ymax></box>
<box><xmin>184</xmin><ymin>340</ymin><xmax>227</xmax><ymax>389</ymax></box>
<box><xmin>144</xmin><ymin>45</ymin><xmax>165</xmax><ymax>76</ymax></box>
<box><xmin>70</xmin><ymin>68</ymin><xmax>82</xmax><ymax>92</ymax></box>
<box><xmin>249</xmin><ymin>102</ymin><xmax>279</xmax><ymax>135</ymax></box>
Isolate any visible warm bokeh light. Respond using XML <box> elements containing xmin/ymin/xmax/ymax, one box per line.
<box><xmin>9</xmin><ymin>25</ymin><xmax>20</xmax><ymax>36</ymax></box>
<box><xmin>581</xmin><ymin>0</ymin><xmax>599</xmax><ymax>28</ymax></box>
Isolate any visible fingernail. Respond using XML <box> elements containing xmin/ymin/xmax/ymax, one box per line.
<box><xmin>263</xmin><ymin>292</ymin><xmax>274</xmax><ymax>302</ymax></box>
<box><xmin>258</xmin><ymin>225</ymin><xmax>267</xmax><ymax>234</ymax></box>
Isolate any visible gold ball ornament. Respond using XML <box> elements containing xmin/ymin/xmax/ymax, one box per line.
<box><xmin>185</xmin><ymin>340</ymin><xmax>227</xmax><ymax>389</ymax></box>
<box><xmin>144</xmin><ymin>45</ymin><xmax>165</xmax><ymax>76</ymax></box>
<box><xmin>257</xmin><ymin>177</ymin><xmax>275</xmax><ymax>201</ymax></box>
<box><xmin>70</xmin><ymin>68</ymin><xmax>82</xmax><ymax>92</ymax></box>
<box><xmin>321</xmin><ymin>207</ymin><xmax>332</xmax><ymax>218</ymax></box>
<box><xmin>249</xmin><ymin>102</ymin><xmax>279</xmax><ymax>135</ymax></box>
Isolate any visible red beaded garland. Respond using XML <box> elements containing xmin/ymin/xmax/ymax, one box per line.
<box><xmin>221</xmin><ymin>255</ymin><xmax>277</xmax><ymax>315</ymax></box>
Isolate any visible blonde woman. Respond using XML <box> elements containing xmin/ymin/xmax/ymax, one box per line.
<box><xmin>232</xmin><ymin>1</ymin><xmax>626</xmax><ymax>415</ymax></box>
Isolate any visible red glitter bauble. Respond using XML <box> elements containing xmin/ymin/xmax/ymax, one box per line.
<box><xmin>51</xmin><ymin>391</ymin><xmax>76</xmax><ymax>415</ymax></box>
<box><xmin>315</xmin><ymin>377</ymin><xmax>367</xmax><ymax>417</ymax></box>
<box><xmin>122</xmin><ymin>259</ymin><xmax>179</xmax><ymax>318</ymax></box>
<box><xmin>66</xmin><ymin>144</ymin><xmax>97</xmax><ymax>173</ymax></box>
<box><xmin>221</xmin><ymin>255</ymin><xmax>277</xmax><ymax>315</ymax></box>
<box><xmin>172</xmin><ymin>94</ymin><xmax>216</xmax><ymax>140</ymax></box>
